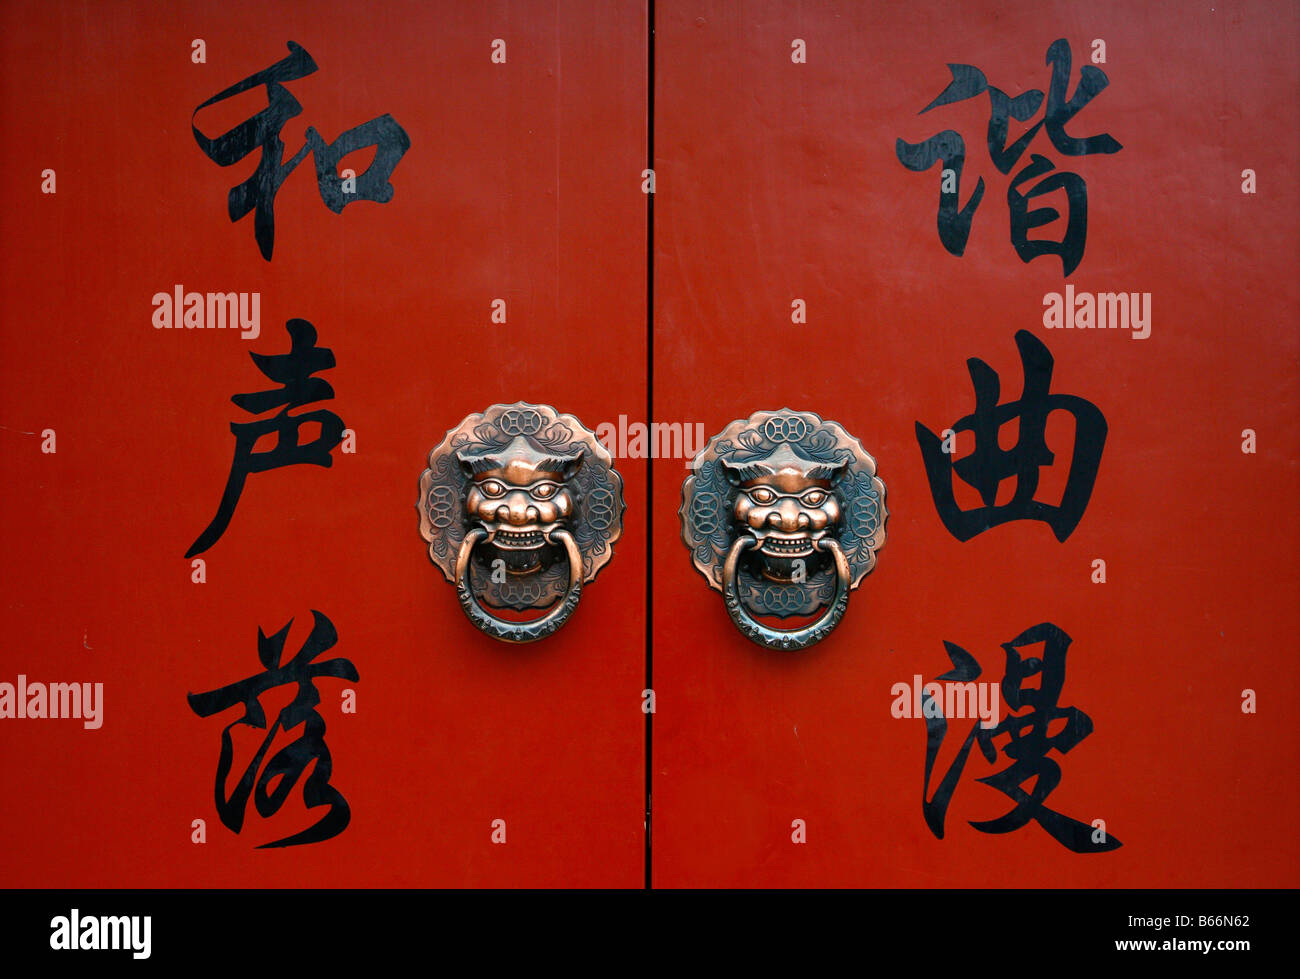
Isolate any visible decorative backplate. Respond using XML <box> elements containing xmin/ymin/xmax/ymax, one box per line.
<box><xmin>418</xmin><ymin>402</ymin><xmax>624</xmax><ymax>618</ymax></box>
<box><xmin>681</xmin><ymin>408</ymin><xmax>886</xmax><ymax>634</ymax></box>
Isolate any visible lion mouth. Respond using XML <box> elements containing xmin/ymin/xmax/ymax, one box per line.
<box><xmin>483</xmin><ymin>524</ymin><xmax>557</xmax><ymax>550</ymax></box>
<box><xmin>757</xmin><ymin>533</ymin><xmax>816</xmax><ymax>558</ymax></box>
<box><xmin>488</xmin><ymin>528</ymin><xmax>546</xmax><ymax>550</ymax></box>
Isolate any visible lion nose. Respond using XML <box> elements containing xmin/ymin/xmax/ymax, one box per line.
<box><xmin>767</xmin><ymin>500</ymin><xmax>807</xmax><ymax>532</ymax></box>
<box><xmin>497</xmin><ymin>491</ymin><xmax>538</xmax><ymax>525</ymax></box>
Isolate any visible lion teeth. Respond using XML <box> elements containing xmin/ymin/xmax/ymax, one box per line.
<box><xmin>762</xmin><ymin>537</ymin><xmax>813</xmax><ymax>554</ymax></box>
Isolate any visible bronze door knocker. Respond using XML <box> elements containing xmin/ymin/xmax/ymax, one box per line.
<box><xmin>680</xmin><ymin>409</ymin><xmax>886</xmax><ymax>650</ymax></box>
<box><xmin>418</xmin><ymin>402</ymin><xmax>624</xmax><ymax>642</ymax></box>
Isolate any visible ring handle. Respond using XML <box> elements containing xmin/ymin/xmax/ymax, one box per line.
<box><xmin>454</xmin><ymin>527</ymin><xmax>584</xmax><ymax>642</ymax></box>
<box><xmin>722</xmin><ymin>536</ymin><xmax>851</xmax><ymax>650</ymax></box>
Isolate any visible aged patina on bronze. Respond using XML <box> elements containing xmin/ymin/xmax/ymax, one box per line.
<box><xmin>680</xmin><ymin>409</ymin><xmax>886</xmax><ymax>650</ymax></box>
<box><xmin>418</xmin><ymin>403</ymin><xmax>624</xmax><ymax>642</ymax></box>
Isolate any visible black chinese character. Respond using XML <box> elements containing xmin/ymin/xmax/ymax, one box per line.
<box><xmin>915</xmin><ymin>330</ymin><xmax>1106</xmax><ymax>542</ymax></box>
<box><xmin>921</xmin><ymin>623</ymin><xmax>1120</xmax><ymax>853</ymax></box>
<box><xmin>187</xmin><ymin>611</ymin><xmax>359</xmax><ymax>848</ymax></box>
<box><xmin>896</xmin><ymin>38</ymin><xmax>1121</xmax><ymax>275</ymax></box>
<box><xmin>187</xmin><ymin>318</ymin><xmax>345</xmax><ymax>558</ymax></box>
<box><xmin>192</xmin><ymin>41</ymin><xmax>411</xmax><ymax>260</ymax></box>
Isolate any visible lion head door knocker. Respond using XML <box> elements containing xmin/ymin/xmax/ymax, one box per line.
<box><xmin>680</xmin><ymin>409</ymin><xmax>886</xmax><ymax>650</ymax></box>
<box><xmin>417</xmin><ymin>403</ymin><xmax>624</xmax><ymax>643</ymax></box>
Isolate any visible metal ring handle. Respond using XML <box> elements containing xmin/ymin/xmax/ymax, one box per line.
<box><xmin>722</xmin><ymin>536</ymin><xmax>851</xmax><ymax>650</ymax></box>
<box><xmin>454</xmin><ymin>527</ymin><xmax>584</xmax><ymax>643</ymax></box>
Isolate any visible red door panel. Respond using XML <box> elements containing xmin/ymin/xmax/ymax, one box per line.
<box><xmin>653</xmin><ymin>0</ymin><xmax>1299</xmax><ymax>887</ymax></box>
<box><xmin>0</xmin><ymin>0</ymin><xmax>647</xmax><ymax>888</ymax></box>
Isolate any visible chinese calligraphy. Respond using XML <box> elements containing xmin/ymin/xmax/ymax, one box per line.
<box><xmin>921</xmin><ymin>623</ymin><xmax>1121</xmax><ymax>853</ymax></box>
<box><xmin>192</xmin><ymin>41</ymin><xmax>411</xmax><ymax>260</ymax></box>
<box><xmin>187</xmin><ymin>318</ymin><xmax>345</xmax><ymax>558</ymax></box>
<box><xmin>915</xmin><ymin>330</ymin><xmax>1106</xmax><ymax>542</ymax></box>
<box><xmin>187</xmin><ymin>611</ymin><xmax>358</xmax><ymax>848</ymax></box>
<box><xmin>896</xmin><ymin>38</ymin><xmax>1122</xmax><ymax>275</ymax></box>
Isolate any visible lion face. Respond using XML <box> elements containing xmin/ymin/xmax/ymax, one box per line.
<box><xmin>724</xmin><ymin>443</ymin><xmax>845</xmax><ymax>580</ymax></box>
<box><xmin>464</xmin><ymin>476</ymin><xmax>576</xmax><ymax>548</ymax></box>
<box><xmin>458</xmin><ymin>435</ymin><xmax>583</xmax><ymax>572</ymax></box>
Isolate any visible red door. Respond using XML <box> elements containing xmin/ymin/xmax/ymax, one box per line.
<box><xmin>652</xmin><ymin>0</ymin><xmax>1299</xmax><ymax>888</ymax></box>
<box><xmin>0</xmin><ymin>0</ymin><xmax>647</xmax><ymax>889</ymax></box>
<box><xmin>1</xmin><ymin>0</ymin><xmax>1296</xmax><ymax>895</ymax></box>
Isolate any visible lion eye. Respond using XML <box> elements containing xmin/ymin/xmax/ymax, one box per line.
<box><xmin>479</xmin><ymin>479</ymin><xmax>507</xmax><ymax>497</ymax></box>
<box><xmin>802</xmin><ymin>490</ymin><xmax>827</xmax><ymax>506</ymax></box>
<box><xmin>531</xmin><ymin>482</ymin><xmax>558</xmax><ymax>500</ymax></box>
<box><xmin>749</xmin><ymin>487</ymin><xmax>777</xmax><ymax>504</ymax></box>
